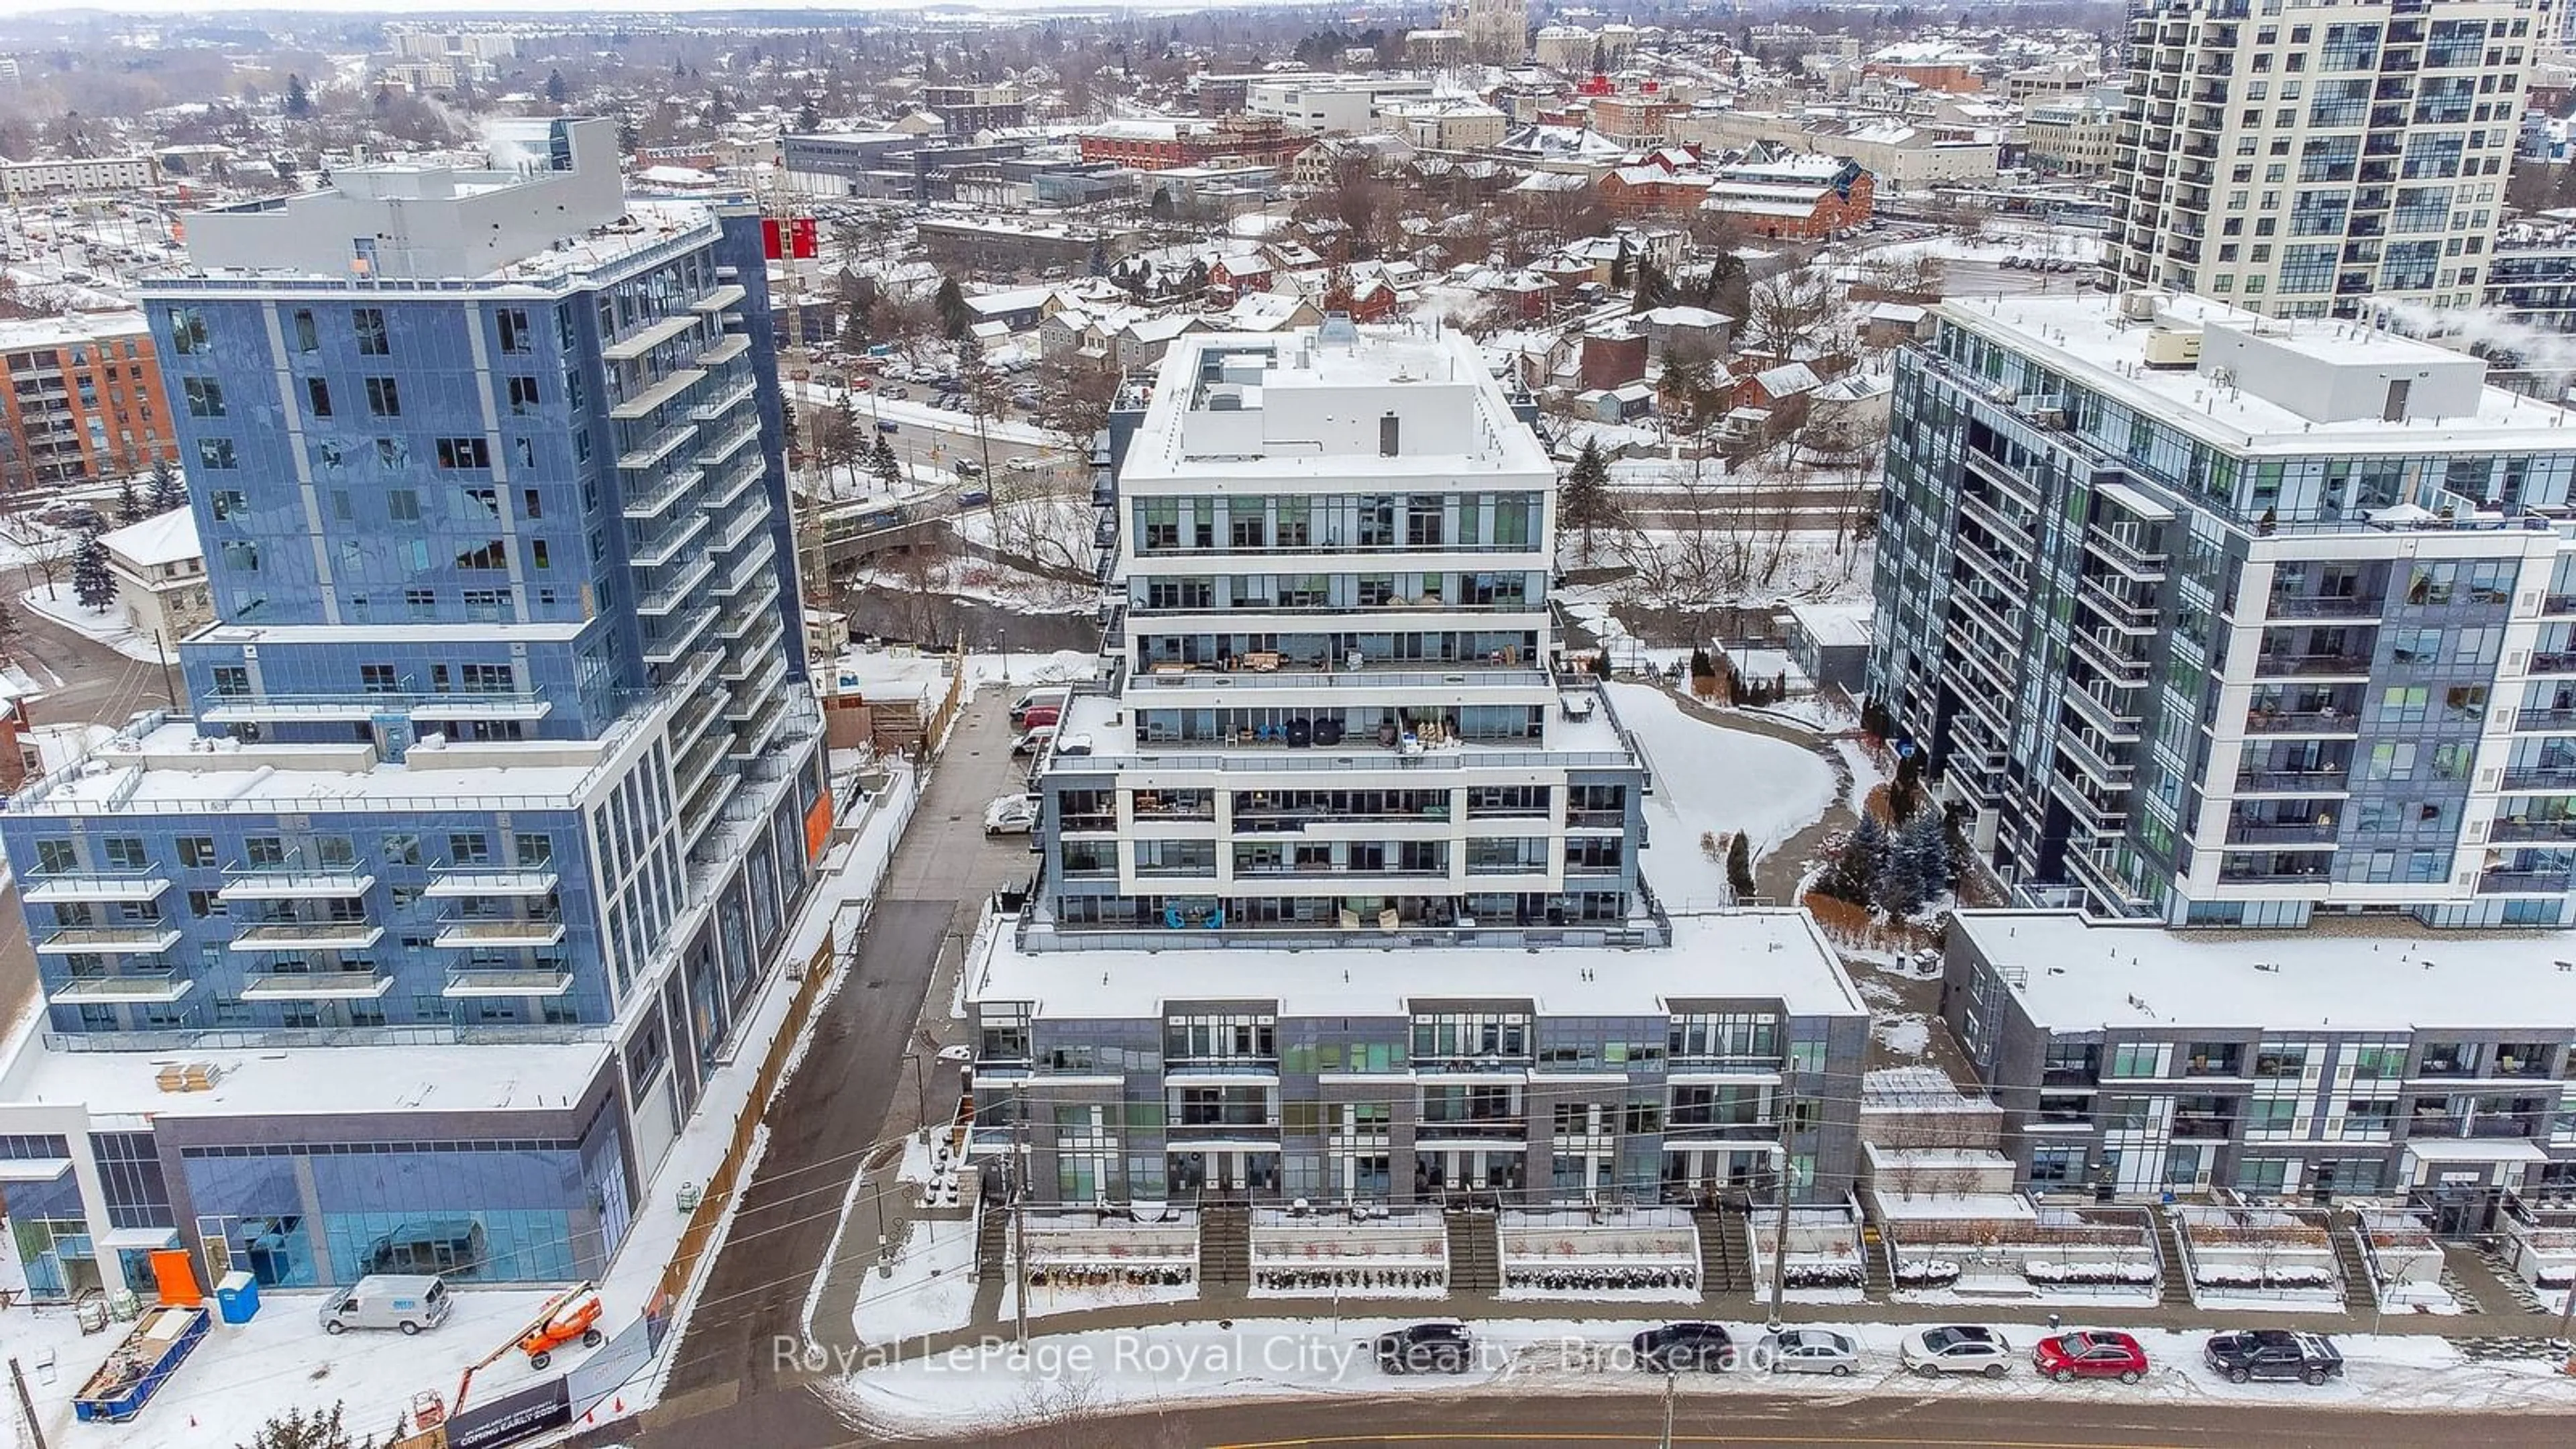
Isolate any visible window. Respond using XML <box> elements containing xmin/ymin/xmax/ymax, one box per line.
<box><xmin>436</xmin><ymin>438</ymin><xmax>490</xmax><ymax>470</ymax></box>
<box><xmin>353</xmin><ymin>307</ymin><xmax>389</xmax><ymax>356</ymax></box>
<box><xmin>197</xmin><ymin>438</ymin><xmax>237</xmax><ymax>470</ymax></box>
<box><xmin>211</xmin><ymin>490</ymin><xmax>246</xmax><ymax>521</ymax></box>
<box><xmin>514</xmin><ymin>833</ymin><xmax>552</xmax><ymax>867</ymax></box>
<box><xmin>166</xmin><ymin>306</ymin><xmax>208</xmax><ymax>354</ymax></box>
<box><xmin>447</xmin><ymin>833</ymin><xmax>492</xmax><ymax>866</ymax></box>
<box><xmin>498</xmin><ymin>309</ymin><xmax>535</xmax><ymax>355</ymax></box>
<box><xmin>359</xmin><ymin>663</ymin><xmax>398</xmax><ymax>694</ymax></box>
<box><xmin>386</xmin><ymin>489</ymin><xmax>420</xmax><ymax>523</ymax></box>
<box><xmin>455</xmin><ymin>540</ymin><xmax>508</xmax><ymax>570</ymax></box>
<box><xmin>2106</xmin><ymin>1043</ymin><xmax>2162</xmax><ymax>1078</ymax></box>
<box><xmin>176</xmin><ymin>836</ymin><xmax>216</xmax><ymax>869</ymax></box>
<box><xmin>291</xmin><ymin>309</ymin><xmax>319</xmax><ymax>353</ymax></box>
<box><xmin>404</xmin><ymin>588</ymin><xmax>435</xmax><ymax>617</ymax></box>
<box><xmin>303</xmin><ymin>378</ymin><xmax>331</xmax><ymax>417</ymax></box>
<box><xmin>209</xmin><ymin>665</ymin><xmax>249</xmax><ymax>697</ymax></box>
<box><xmin>508</xmin><ymin>376</ymin><xmax>541</xmax><ymax>414</ymax></box>
<box><xmin>364</xmin><ymin>377</ymin><xmax>401</xmax><ymax>417</ymax></box>
<box><xmin>182</xmin><ymin>378</ymin><xmax>226</xmax><ymax>417</ymax></box>
<box><xmin>382</xmin><ymin>833</ymin><xmax>423</xmax><ymax>866</ymax></box>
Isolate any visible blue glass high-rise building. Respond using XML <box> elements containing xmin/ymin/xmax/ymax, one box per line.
<box><xmin>0</xmin><ymin>120</ymin><xmax>828</xmax><ymax>1295</ymax></box>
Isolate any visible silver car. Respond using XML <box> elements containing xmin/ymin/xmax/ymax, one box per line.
<box><xmin>1760</xmin><ymin>1328</ymin><xmax>1860</xmax><ymax>1376</ymax></box>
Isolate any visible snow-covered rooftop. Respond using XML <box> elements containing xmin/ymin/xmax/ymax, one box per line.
<box><xmin>971</xmin><ymin>908</ymin><xmax>1867</xmax><ymax>1021</ymax></box>
<box><xmin>1937</xmin><ymin>291</ymin><xmax>2576</xmax><ymax>455</ymax></box>
<box><xmin>0</xmin><ymin>1026</ymin><xmax>609</xmax><ymax>1119</ymax></box>
<box><xmin>99</xmin><ymin>506</ymin><xmax>199</xmax><ymax>570</ymax></box>
<box><xmin>1958</xmin><ymin>909</ymin><xmax>2576</xmax><ymax>1033</ymax></box>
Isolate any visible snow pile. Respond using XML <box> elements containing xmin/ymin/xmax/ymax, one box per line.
<box><xmin>1604</xmin><ymin>682</ymin><xmax>1837</xmax><ymax>910</ymax></box>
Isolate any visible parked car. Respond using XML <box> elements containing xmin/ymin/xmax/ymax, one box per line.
<box><xmin>955</xmin><ymin>487</ymin><xmax>991</xmax><ymax>509</ymax></box>
<box><xmin>875</xmin><ymin>419</ymin><xmax>901</xmax><ymax>434</ymax></box>
<box><xmin>2032</xmin><ymin>1330</ymin><xmax>2148</xmax><ymax>1384</ymax></box>
<box><xmin>1016</xmin><ymin>704</ymin><xmax>1059</xmax><ymax>731</ymax></box>
<box><xmin>1631</xmin><ymin>1322</ymin><xmax>1733</xmax><ymax>1373</ymax></box>
<box><xmin>982</xmin><ymin>795</ymin><xmax>1038</xmax><ymax>836</ymax></box>
<box><xmin>1758</xmin><ymin>1328</ymin><xmax>1859</xmax><ymax>1376</ymax></box>
<box><xmin>1375</xmin><ymin>1322</ymin><xmax>1474</xmax><ymax>1375</ymax></box>
<box><xmin>2204</xmin><ymin>1330</ymin><xmax>2342</xmax><ymax>1385</ymax></box>
<box><xmin>1005</xmin><ymin>455</ymin><xmax>1040</xmax><ymax>474</ymax></box>
<box><xmin>1902</xmin><ymin>1326</ymin><xmax>2012</xmax><ymax>1379</ymax></box>
<box><xmin>1010</xmin><ymin>725</ymin><xmax>1055</xmax><ymax>757</ymax></box>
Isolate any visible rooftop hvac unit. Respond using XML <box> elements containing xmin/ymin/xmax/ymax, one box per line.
<box><xmin>2141</xmin><ymin>327</ymin><xmax>2202</xmax><ymax>369</ymax></box>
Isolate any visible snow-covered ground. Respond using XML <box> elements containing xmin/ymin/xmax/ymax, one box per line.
<box><xmin>5</xmin><ymin>1285</ymin><xmax>563</xmax><ymax>1449</ymax></box>
<box><xmin>828</xmin><ymin>1313</ymin><xmax>2576</xmax><ymax>1436</ymax></box>
<box><xmin>19</xmin><ymin>582</ymin><xmax>165</xmax><ymax>663</ymax></box>
<box><xmin>1605</xmin><ymin>683</ymin><xmax>1837</xmax><ymax>910</ymax></box>
<box><xmin>853</xmin><ymin>1210</ymin><xmax>982</xmax><ymax>1344</ymax></box>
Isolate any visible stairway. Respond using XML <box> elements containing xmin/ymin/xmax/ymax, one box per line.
<box><xmin>2329</xmin><ymin>1212</ymin><xmax>2381</xmax><ymax>1316</ymax></box>
<box><xmin>1862</xmin><ymin>1218</ymin><xmax>1896</xmax><ymax>1299</ymax></box>
<box><xmin>2156</xmin><ymin>1211</ymin><xmax>2196</xmax><ymax>1308</ymax></box>
<box><xmin>1445</xmin><ymin>1210</ymin><xmax>1501</xmax><ymax>1295</ymax></box>
<box><xmin>1199</xmin><ymin>1206</ymin><xmax>1251</xmax><ymax>1289</ymax></box>
<box><xmin>1691</xmin><ymin>1208</ymin><xmax>1750</xmax><ymax>1299</ymax></box>
<box><xmin>975</xmin><ymin>1195</ymin><xmax>1010</xmax><ymax>1282</ymax></box>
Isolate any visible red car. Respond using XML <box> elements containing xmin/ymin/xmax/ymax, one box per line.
<box><xmin>2031</xmin><ymin>1330</ymin><xmax>2148</xmax><ymax>1384</ymax></box>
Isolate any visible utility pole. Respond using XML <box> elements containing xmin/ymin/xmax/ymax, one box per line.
<box><xmin>1658</xmin><ymin>1362</ymin><xmax>1676</xmax><ymax>1449</ymax></box>
<box><xmin>9</xmin><ymin>1356</ymin><xmax>48</xmax><ymax>1449</ymax></box>
<box><xmin>1012</xmin><ymin>1114</ymin><xmax>1030</xmax><ymax>1350</ymax></box>
<box><xmin>1767</xmin><ymin>1081</ymin><xmax>1794</xmax><ymax>1332</ymax></box>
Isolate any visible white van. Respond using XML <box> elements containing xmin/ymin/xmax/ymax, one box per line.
<box><xmin>1010</xmin><ymin>686</ymin><xmax>1069</xmax><ymax>727</ymax></box>
<box><xmin>318</xmin><ymin>1273</ymin><xmax>452</xmax><ymax>1336</ymax></box>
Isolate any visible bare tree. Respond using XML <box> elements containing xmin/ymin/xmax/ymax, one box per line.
<box><xmin>1739</xmin><ymin>267</ymin><xmax>1849</xmax><ymax>360</ymax></box>
<box><xmin>1030</xmin><ymin>354</ymin><xmax>1119</xmax><ymax>454</ymax></box>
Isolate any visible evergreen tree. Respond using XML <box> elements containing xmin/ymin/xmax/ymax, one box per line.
<box><xmin>1725</xmin><ymin>831</ymin><xmax>1755</xmax><ymax>903</ymax></box>
<box><xmin>1821</xmin><ymin>814</ymin><xmax>1888</xmax><ymax>906</ymax></box>
<box><xmin>115</xmin><ymin>473</ymin><xmax>141</xmax><ymax>525</ymax></box>
<box><xmin>284</xmin><ymin>74</ymin><xmax>312</xmax><ymax>120</ymax></box>
<box><xmin>870</xmin><ymin>433</ymin><xmax>901</xmax><ymax>487</ymax></box>
<box><xmin>148</xmin><ymin>456</ymin><xmax>183</xmax><ymax>513</ymax></box>
<box><xmin>933</xmin><ymin>276</ymin><xmax>972</xmax><ymax>340</ymax></box>
<box><xmin>794</xmin><ymin>97</ymin><xmax>824</xmax><ymax>132</ymax></box>
<box><xmin>1878</xmin><ymin>810</ymin><xmax>1950</xmax><ymax>917</ymax></box>
<box><xmin>71</xmin><ymin>527</ymin><xmax>115</xmax><ymax>612</ymax></box>
<box><xmin>1559</xmin><ymin>438</ymin><xmax>1616</xmax><ymax>563</ymax></box>
<box><xmin>544</xmin><ymin>69</ymin><xmax>570</xmax><ymax>106</ymax></box>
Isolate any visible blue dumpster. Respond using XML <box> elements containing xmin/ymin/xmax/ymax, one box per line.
<box><xmin>214</xmin><ymin>1270</ymin><xmax>259</xmax><ymax>1325</ymax></box>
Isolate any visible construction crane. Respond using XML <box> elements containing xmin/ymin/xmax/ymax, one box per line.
<box><xmin>756</xmin><ymin>165</ymin><xmax>830</xmax><ymax>614</ymax></box>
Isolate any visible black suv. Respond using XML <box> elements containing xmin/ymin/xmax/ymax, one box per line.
<box><xmin>1631</xmin><ymin>1322</ymin><xmax>1735</xmax><ymax>1373</ymax></box>
<box><xmin>2204</xmin><ymin>1330</ymin><xmax>2344</xmax><ymax>1385</ymax></box>
<box><xmin>1375</xmin><ymin>1322</ymin><xmax>1474</xmax><ymax>1375</ymax></box>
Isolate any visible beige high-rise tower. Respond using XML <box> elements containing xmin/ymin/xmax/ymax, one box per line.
<box><xmin>2108</xmin><ymin>0</ymin><xmax>2551</xmax><ymax>320</ymax></box>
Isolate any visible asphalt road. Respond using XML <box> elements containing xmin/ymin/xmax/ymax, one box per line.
<box><xmin>617</xmin><ymin>1379</ymin><xmax>2576</xmax><ymax>1448</ymax></box>
<box><xmin>649</xmin><ymin>696</ymin><xmax>1037</xmax><ymax>1418</ymax></box>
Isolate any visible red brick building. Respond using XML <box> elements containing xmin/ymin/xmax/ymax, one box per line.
<box><xmin>0</xmin><ymin>312</ymin><xmax>176</xmax><ymax>488</ymax></box>
<box><xmin>1079</xmin><ymin>116</ymin><xmax>1306</xmax><ymax>170</ymax></box>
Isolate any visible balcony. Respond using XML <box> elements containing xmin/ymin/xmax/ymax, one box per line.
<box><xmin>2224</xmin><ymin>818</ymin><xmax>2342</xmax><ymax>846</ymax></box>
<box><xmin>432</xmin><ymin>918</ymin><xmax>568</xmax><ymax>949</ymax></box>
<box><xmin>2531</xmin><ymin>652</ymin><xmax>2576</xmax><ymax>676</ymax></box>
<box><xmin>2267</xmin><ymin>592</ymin><xmax>2381</xmax><ymax>620</ymax></box>
<box><xmin>441</xmin><ymin>967</ymin><xmax>576</xmax><ymax>998</ymax></box>
<box><xmin>229</xmin><ymin>920</ymin><xmax>384</xmax><ymax>952</ymax></box>
<box><xmin>2243</xmin><ymin>706</ymin><xmax>2359</xmax><ymax>735</ymax></box>
<box><xmin>2502</xmin><ymin>765</ymin><xmax>2576</xmax><ymax>792</ymax></box>
<box><xmin>239</xmin><ymin>970</ymin><xmax>395</xmax><ymax>1001</ymax></box>
<box><xmin>2481</xmin><ymin>869</ymin><xmax>2575</xmax><ymax>895</ymax></box>
<box><xmin>2253</xmin><ymin>653</ymin><xmax>2374</xmax><ymax>679</ymax></box>
<box><xmin>217</xmin><ymin>867</ymin><xmax>375</xmax><ymax>902</ymax></box>
<box><xmin>47</xmin><ymin>972</ymin><xmax>192</xmax><ymax>1006</ymax></box>
<box><xmin>628</xmin><ymin>508</ymin><xmax>710</xmax><ymax>569</ymax></box>
<box><xmin>643</xmin><ymin>604</ymin><xmax>720</xmax><ymax>667</ymax></box>
<box><xmin>423</xmin><ymin>870</ymin><xmax>559</xmax><ymax>899</ymax></box>
<box><xmin>690</xmin><ymin>372</ymin><xmax>757</xmax><ymax>423</ymax></box>
<box><xmin>635</xmin><ymin>555</ymin><xmax>718</xmax><ymax>616</ymax></box>
<box><xmin>22</xmin><ymin>869</ymin><xmax>171</xmax><ymax>904</ymax></box>
<box><xmin>2489</xmin><ymin>818</ymin><xmax>2576</xmax><ymax>844</ymax></box>
<box><xmin>2171</xmin><ymin>1114</ymin><xmax>2236</xmax><ymax>1140</ymax></box>
<box><xmin>2233</xmin><ymin>767</ymin><xmax>2350</xmax><ymax>795</ymax></box>
<box><xmin>714</xmin><ymin>535</ymin><xmax>780</xmax><ymax>598</ymax></box>
<box><xmin>36</xmin><ymin>924</ymin><xmax>182</xmax><ymax>956</ymax></box>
